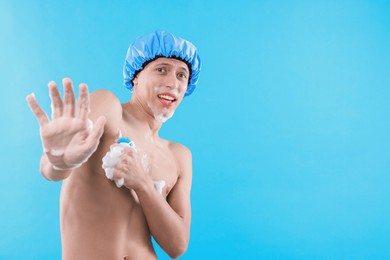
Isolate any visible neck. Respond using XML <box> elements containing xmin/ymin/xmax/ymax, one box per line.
<box><xmin>124</xmin><ymin>97</ymin><xmax>162</xmax><ymax>137</ymax></box>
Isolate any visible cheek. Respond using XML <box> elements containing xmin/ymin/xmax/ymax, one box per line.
<box><xmin>179</xmin><ymin>83</ymin><xmax>188</xmax><ymax>93</ymax></box>
<box><xmin>176</xmin><ymin>93</ymin><xmax>186</xmax><ymax>105</ymax></box>
<box><xmin>135</xmin><ymin>77</ymin><xmax>154</xmax><ymax>95</ymax></box>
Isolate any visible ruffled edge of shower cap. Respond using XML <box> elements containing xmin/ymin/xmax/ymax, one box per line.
<box><xmin>123</xmin><ymin>30</ymin><xmax>201</xmax><ymax>97</ymax></box>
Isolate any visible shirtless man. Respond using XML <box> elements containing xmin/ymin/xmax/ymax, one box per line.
<box><xmin>26</xmin><ymin>31</ymin><xmax>201</xmax><ymax>259</ymax></box>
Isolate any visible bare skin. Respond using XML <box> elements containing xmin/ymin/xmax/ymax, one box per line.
<box><xmin>26</xmin><ymin>58</ymin><xmax>193</xmax><ymax>259</ymax></box>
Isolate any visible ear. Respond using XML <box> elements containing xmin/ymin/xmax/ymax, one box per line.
<box><xmin>132</xmin><ymin>75</ymin><xmax>139</xmax><ymax>87</ymax></box>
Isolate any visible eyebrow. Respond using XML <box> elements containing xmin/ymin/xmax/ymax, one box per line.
<box><xmin>155</xmin><ymin>62</ymin><xmax>189</xmax><ymax>74</ymax></box>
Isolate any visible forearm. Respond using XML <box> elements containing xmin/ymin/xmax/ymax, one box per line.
<box><xmin>136</xmin><ymin>184</ymin><xmax>189</xmax><ymax>258</ymax></box>
<box><xmin>39</xmin><ymin>153</ymin><xmax>72</xmax><ymax>181</ymax></box>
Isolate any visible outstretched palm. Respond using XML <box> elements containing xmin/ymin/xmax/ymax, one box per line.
<box><xmin>27</xmin><ymin>78</ymin><xmax>106</xmax><ymax>170</ymax></box>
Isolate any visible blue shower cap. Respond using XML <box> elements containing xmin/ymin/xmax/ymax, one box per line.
<box><xmin>123</xmin><ymin>30</ymin><xmax>201</xmax><ymax>97</ymax></box>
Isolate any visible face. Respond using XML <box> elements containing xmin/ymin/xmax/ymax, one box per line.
<box><xmin>132</xmin><ymin>57</ymin><xmax>190</xmax><ymax>123</ymax></box>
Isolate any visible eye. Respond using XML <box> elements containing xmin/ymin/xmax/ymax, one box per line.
<box><xmin>177</xmin><ymin>72</ymin><xmax>188</xmax><ymax>79</ymax></box>
<box><xmin>156</xmin><ymin>67</ymin><xmax>166</xmax><ymax>73</ymax></box>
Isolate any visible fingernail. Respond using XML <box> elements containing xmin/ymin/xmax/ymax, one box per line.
<box><xmin>26</xmin><ymin>92</ymin><xmax>35</xmax><ymax>100</ymax></box>
<box><xmin>63</xmin><ymin>78</ymin><xmax>71</xmax><ymax>83</ymax></box>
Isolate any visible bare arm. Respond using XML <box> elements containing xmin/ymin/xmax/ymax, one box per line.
<box><xmin>39</xmin><ymin>152</ymin><xmax>72</xmax><ymax>181</ymax></box>
<box><xmin>137</xmin><ymin>145</ymin><xmax>192</xmax><ymax>258</ymax></box>
<box><xmin>113</xmin><ymin>143</ymin><xmax>192</xmax><ymax>258</ymax></box>
<box><xmin>26</xmin><ymin>78</ymin><xmax>106</xmax><ymax>181</ymax></box>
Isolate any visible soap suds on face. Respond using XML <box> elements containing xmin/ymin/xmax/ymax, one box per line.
<box><xmin>147</xmin><ymin>86</ymin><xmax>179</xmax><ymax>123</ymax></box>
<box><xmin>154</xmin><ymin>110</ymin><xmax>175</xmax><ymax>123</ymax></box>
<box><xmin>147</xmin><ymin>101</ymin><xmax>175</xmax><ymax>123</ymax></box>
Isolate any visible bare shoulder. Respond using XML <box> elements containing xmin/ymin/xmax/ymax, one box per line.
<box><xmin>89</xmin><ymin>89</ymin><xmax>122</xmax><ymax>114</ymax></box>
<box><xmin>168</xmin><ymin>141</ymin><xmax>192</xmax><ymax>177</ymax></box>
<box><xmin>89</xmin><ymin>90</ymin><xmax>123</xmax><ymax>135</ymax></box>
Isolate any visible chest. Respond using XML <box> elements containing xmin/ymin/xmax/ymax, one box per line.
<box><xmin>120</xmin><ymin>128</ymin><xmax>179</xmax><ymax>196</ymax></box>
<box><xmin>140</xmin><ymin>144</ymin><xmax>177</xmax><ymax>180</ymax></box>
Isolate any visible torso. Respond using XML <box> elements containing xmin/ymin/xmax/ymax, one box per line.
<box><xmin>60</xmin><ymin>91</ymin><xmax>180</xmax><ymax>259</ymax></box>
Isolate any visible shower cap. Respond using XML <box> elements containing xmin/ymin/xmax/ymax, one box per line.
<box><xmin>123</xmin><ymin>30</ymin><xmax>201</xmax><ymax>97</ymax></box>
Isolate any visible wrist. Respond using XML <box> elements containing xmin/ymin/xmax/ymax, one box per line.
<box><xmin>40</xmin><ymin>154</ymin><xmax>73</xmax><ymax>181</ymax></box>
<box><xmin>134</xmin><ymin>178</ymin><xmax>155</xmax><ymax>195</ymax></box>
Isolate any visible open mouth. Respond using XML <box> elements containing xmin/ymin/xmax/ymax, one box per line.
<box><xmin>157</xmin><ymin>94</ymin><xmax>177</xmax><ymax>105</ymax></box>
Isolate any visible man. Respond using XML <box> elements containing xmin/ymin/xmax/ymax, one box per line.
<box><xmin>26</xmin><ymin>31</ymin><xmax>201</xmax><ymax>259</ymax></box>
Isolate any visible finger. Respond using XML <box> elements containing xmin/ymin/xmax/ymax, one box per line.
<box><xmin>84</xmin><ymin>116</ymin><xmax>106</xmax><ymax>150</ymax></box>
<box><xmin>88</xmin><ymin>116</ymin><xmax>106</xmax><ymax>140</ymax></box>
<box><xmin>26</xmin><ymin>93</ymin><xmax>49</xmax><ymax>127</ymax></box>
<box><xmin>77</xmin><ymin>83</ymin><xmax>90</xmax><ymax>120</ymax></box>
<box><xmin>62</xmin><ymin>78</ymin><xmax>76</xmax><ymax>117</ymax></box>
<box><xmin>119</xmin><ymin>154</ymin><xmax>131</xmax><ymax>166</ymax></box>
<box><xmin>123</xmin><ymin>146</ymin><xmax>137</xmax><ymax>157</ymax></box>
<box><xmin>48</xmin><ymin>81</ymin><xmax>63</xmax><ymax>119</ymax></box>
<box><xmin>112</xmin><ymin>167</ymin><xmax>127</xmax><ymax>185</ymax></box>
<box><xmin>113</xmin><ymin>168</ymin><xmax>125</xmax><ymax>180</ymax></box>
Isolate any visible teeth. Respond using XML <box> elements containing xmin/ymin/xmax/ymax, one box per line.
<box><xmin>158</xmin><ymin>94</ymin><xmax>175</xmax><ymax>101</ymax></box>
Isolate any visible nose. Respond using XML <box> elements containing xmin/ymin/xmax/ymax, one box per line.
<box><xmin>164</xmin><ymin>71</ymin><xmax>180</xmax><ymax>90</ymax></box>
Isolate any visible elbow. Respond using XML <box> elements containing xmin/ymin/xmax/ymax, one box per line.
<box><xmin>39</xmin><ymin>165</ymin><xmax>58</xmax><ymax>182</ymax></box>
<box><xmin>40</xmin><ymin>164</ymin><xmax>53</xmax><ymax>181</ymax></box>
<box><xmin>167</xmin><ymin>238</ymin><xmax>189</xmax><ymax>259</ymax></box>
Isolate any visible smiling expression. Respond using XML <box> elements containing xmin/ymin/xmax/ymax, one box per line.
<box><xmin>132</xmin><ymin>57</ymin><xmax>190</xmax><ymax>123</ymax></box>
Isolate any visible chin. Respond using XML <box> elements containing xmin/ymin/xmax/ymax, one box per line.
<box><xmin>154</xmin><ymin>110</ymin><xmax>175</xmax><ymax>123</ymax></box>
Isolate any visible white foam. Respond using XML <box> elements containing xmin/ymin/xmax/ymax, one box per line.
<box><xmin>115</xmin><ymin>178</ymin><xmax>124</xmax><ymax>188</ymax></box>
<box><xmin>50</xmin><ymin>102</ymin><xmax>55</xmax><ymax>120</ymax></box>
<box><xmin>105</xmin><ymin>168</ymin><xmax>114</xmax><ymax>179</ymax></box>
<box><xmin>154</xmin><ymin>111</ymin><xmax>175</xmax><ymax>123</ymax></box>
<box><xmin>141</xmin><ymin>152</ymin><xmax>151</xmax><ymax>173</ymax></box>
<box><xmin>87</xmin><ymin>119</ymin><xmax>93</xmax><ymax>133</ymax></box>
<box><xmin>153</xmin><ymin>180</ymin><xmax>166</xmax><ymax>195</ymax></box>
<box><xmin>102</xmin><ymin>139</ymin><xmax>166</xmax><ymax>195</ymax></box>
<box><xmin>102</xmin><ymin>154</ymin><xmax>120</xmax><ymax>168</ymax></box>
<box><xmin>102</xmin><ymin>141</ymin><xmax>134</xmax><ymax>188</ymax></box>
<box><xmin>50</xmin><ymin>149</ymin><xmax>64</xmax><ymax>157</ymax></box>
<box><xmin>147</xmin><ymin>100</ymin><xmax>175</xmax><ymax>123</ymax></box>
<box><xmin>111</xmin><ymin>146</ymin><xmax>124</xmax><ymax>157</ymax></box>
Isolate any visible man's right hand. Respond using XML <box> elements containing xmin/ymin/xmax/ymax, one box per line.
<box><xmin>26</xmin><ymin>78</ymin><xmax>106</xmax><ymax>170</ymax></box>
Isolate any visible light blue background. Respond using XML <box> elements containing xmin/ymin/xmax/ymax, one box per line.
<box><xmin>1</xmin><ymin>0</ymin><xmax>389</xmax><ymax>259</ymax></box>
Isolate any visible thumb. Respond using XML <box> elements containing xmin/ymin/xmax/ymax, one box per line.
<box><xmin>85</xmin><ymin>116</ymin><xmax>106</xmax><ymax>147</ymax></box>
